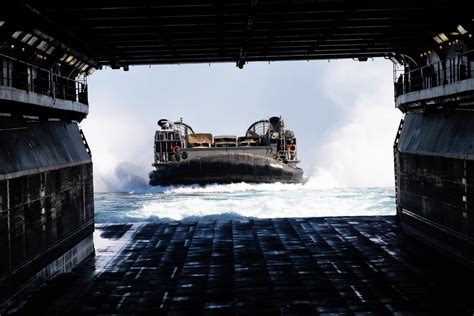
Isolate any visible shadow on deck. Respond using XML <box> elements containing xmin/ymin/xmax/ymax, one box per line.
<box><xmin>10</xmin><ymin>216</ymin><xmax>474</xmax><ymax>315</ymax></box>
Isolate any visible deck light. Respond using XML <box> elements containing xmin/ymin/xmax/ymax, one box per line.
<box><xmin>434</xmin><ymin>33</ymin><xmax>449</xmax><ymax>44</ymax></box>
<box><xmin>12</xmin><ymin>31</ymin><xmax>22</xmax><ymax>39</ymax></box>
<box><xmin>21</xmin><ymin>33</ymin><xmax>32</xmax><ymax>43</ymax></box>
<box><xmin>438</xmin><ymin>33</ymin><xmax>449</xmax><ymax>42</ymax></box>
<box><xmin>87</xmin><ymin>67</ymin><xmax>96</xmax><ymax>76</ymax></box>
<box><xmin>68</xmin><ymin>57</ymin><xmax>77</xmax><ymax>66</ymax></box>
<box><xmin>37</xmin><ymin>40</ymin><xmax>49</xmax><ymax>52</ymax></box>
<box><xmin>457</xmin><ymin>25</ymin><xmax>468</xmax><ymax>35</ymax></box>
<box><xmin>0</xmin><ymin>21</ymin><xmax>5</xmax><ymax>27</ymax></box>
<box><xmin>27</xmin><ymin>36</ymin><xmax>38</xmax><ymax>46</ymax></box>
<box><xmin>387</xmin><ymin>56</ymin><xmax>398</xmax><ymax>64</ymax></box>
<box><xmin>433</xmin><ymin>36</ymin><xmax>443</xmax><ymax>44</ymax></box>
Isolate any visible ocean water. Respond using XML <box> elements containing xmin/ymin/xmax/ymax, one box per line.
<box><xmin>95</xmin><ymin>183</ymin><xmax>396</xmax><ymax>223</ymax></box>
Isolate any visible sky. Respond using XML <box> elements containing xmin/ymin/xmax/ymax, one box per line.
<box><xmin>80</xmin><ymin>58</ymin><xmax>402</xmax><ymax>192</ymax></box>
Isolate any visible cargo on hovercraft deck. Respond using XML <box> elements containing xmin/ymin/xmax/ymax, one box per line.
<box><xmin>149</xmin><ymin>116</ymin><xmax>303</xmax><ymax>185</ymax></box>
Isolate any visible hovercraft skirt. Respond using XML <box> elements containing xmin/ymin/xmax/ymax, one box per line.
<box><xmin>149</xmin><ymin>153</ymin><xmax>303</xmax><ymax>185</ymax></box>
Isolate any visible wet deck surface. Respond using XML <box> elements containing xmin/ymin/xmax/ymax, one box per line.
<box><xmin>11</xmin><ymin>216</ymin><xmax>474</xmax><ymax>315</ymax></box>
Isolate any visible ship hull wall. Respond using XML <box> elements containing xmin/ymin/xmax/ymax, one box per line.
<box><xmin>0</xmin><ymin>117</ymin><xmax>94</xmax><ymax>309</ymax></box>
<box><xmin>149</xmin><ymin>153</ymin><xmax>303</xmax><ymax>185</ymax></box>
<box><xmin>396</xmin><ymin>110</ymin><xmax>474</xmax><ymax>265</ymax></box>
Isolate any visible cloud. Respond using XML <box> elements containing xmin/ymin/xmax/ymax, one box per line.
<box><xmin>80</xmin><ymin>93</ymin><xmax>152</xmax><ymax>192</ymax></box>
<box><xmin>307</xmin><ymin>60</ymin><xmax>402</xmax><ymax>188</ymax></box>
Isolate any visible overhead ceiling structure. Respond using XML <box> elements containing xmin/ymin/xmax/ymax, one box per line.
<box><xmin>1</xmin><ymin>1</ymin><xmax>472</xmax><ymax>70</ymax></box>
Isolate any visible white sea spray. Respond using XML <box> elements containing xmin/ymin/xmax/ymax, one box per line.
<box><xmin>94</xmin><ymin>183</ymin><xmax>395</xmax><ymax>223</ymax></box>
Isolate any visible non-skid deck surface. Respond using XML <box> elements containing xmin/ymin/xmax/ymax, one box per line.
<box><xmin>12</xmin><ymin>216</ymin><xmax>474</xmax><ymax>315</ymax></box>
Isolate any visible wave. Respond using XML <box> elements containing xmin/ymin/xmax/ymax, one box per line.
<box><xmin>162</xmin><ymin>182</ymin><xmax>305</xmax><ymax>194</ymax></box>
<box><xmin>94</xmin><ymin>184</ymin><xmax>395</xmax><ymax>223</ymax></box>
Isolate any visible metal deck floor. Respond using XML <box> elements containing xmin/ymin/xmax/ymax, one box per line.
<box><xmin>11</xmin><ymin>216</ymin><xmax>474</xmax><ymax>315</ymax></box>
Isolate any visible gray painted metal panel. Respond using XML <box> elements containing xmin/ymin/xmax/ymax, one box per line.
<box><xmin>0</xmin><ymin>86</ymin><xmax>88</xmax><ymax>116</ymax></box>
<box><xmin>398</xmin><ymin>111</ymin><xmax>474</xmax><ymax>160</ymax></box>
<box><xmin>0</xmin><ymin>117</ymin><xmax>91</xmax><ymax>178</ymax></box>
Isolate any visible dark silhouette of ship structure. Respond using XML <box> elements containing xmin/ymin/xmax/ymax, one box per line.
<box><xmin>149</xmin><ymin>116</ymin><xmax>303</xmax><ymax>185</ymax></box>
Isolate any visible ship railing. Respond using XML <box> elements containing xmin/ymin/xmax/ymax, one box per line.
<box><xmin>394</xmin><ymin>50</ymin><xmax>474</xmax><ymax>98</ymax></box>
<box><xmin>0</xmin><ymin>54</ymin><xmax>88</xmax><ymax>105</ymax></box>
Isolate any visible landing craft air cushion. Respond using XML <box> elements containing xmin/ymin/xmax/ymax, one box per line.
<box><xmin>149</xmin><ymin>116</ymin><xmax>303</xmax><ymax>185</ymax></box>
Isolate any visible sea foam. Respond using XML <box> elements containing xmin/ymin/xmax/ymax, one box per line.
<box><xmin>95</xmin><ymin>183</ymin><xmax>395</xmax><ymax>223</ymax></box>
